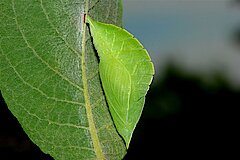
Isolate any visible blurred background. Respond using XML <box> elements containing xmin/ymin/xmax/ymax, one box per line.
<box><xmin>1</xmin><ymin>0</ymin><xmax>240</xmax><ymax>159</ymax></box>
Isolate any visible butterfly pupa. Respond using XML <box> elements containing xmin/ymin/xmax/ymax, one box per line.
<box><xmin>86</xmin><ymin>16</ymin><xmax>154</xmax><ymax>148</ymax></box>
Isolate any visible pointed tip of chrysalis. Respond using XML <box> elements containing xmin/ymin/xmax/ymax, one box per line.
<box><xmin>126</xmin><ymin>142</ymin><xmax>130</xmax><ymax>149</ymax></box>
<box><xmin>122</xmin><ymin>130</ymin><xmax>133</xmax><ymax>150</ymax></box>
<box><xmin>124</xmin><ymin>137</ymin><xmax>130</xmax><ymax>149</ymax></box>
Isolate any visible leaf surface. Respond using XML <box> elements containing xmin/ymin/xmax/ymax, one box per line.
<box><xmin>87</xmin><ymin>16</ymin><xmax>154</xmax><ymax>148</ymax></box>
<box><xmin>0</xmin><ymin>0</ymin><xmax>126</xmax><ymax>159</ymax></box>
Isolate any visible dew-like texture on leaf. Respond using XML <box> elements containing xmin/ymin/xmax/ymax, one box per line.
<box><xmin>87</xmin><ymin>17</ymin><xmax>154</xmax><ymax>148</ymax></box>
<box><xmin>0</xmin><ymin>0</ymin><xmax>126</xmax><ymax>159</ymax></box>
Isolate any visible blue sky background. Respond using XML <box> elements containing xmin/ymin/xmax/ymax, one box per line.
<box><xmin>123</xmin><ymin>0</ymin><xmax>240</xmax><ymax>86</ymax></box>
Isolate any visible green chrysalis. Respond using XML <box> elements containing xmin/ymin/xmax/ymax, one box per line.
<box><xmin>86</xmin><ymin>16</ymin><xmax>154</xmax><ymax>148</ymax></box>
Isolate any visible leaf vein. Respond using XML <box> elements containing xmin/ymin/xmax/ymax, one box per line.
<box><xmin>39</xmin><ymin>0</ymin><xmax>82</xmax><ymax>59</ymax></box>
<box><xmin>11</xmin><ymin>98</ymin><xmax>89</xmax><ymax>130</ymax></box>
<box><xmin>11</xmin><ymin>0</ymin><xmax>83</xmax><ymax>92</ymax></box>
<box><xmin>2</xmin><ymin>53</ymin><xmax>84</xmax><ymax>106</ymax></box>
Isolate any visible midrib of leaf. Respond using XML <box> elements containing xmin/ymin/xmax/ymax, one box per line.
<box><xmin>2</xmin><ymin>0</ymin><xmax>126</xmax><ymax>159</ymax></box>
<box><xmin>12</xmin><ymin>0</ymin><xmax>105</xmax><ymax>158</ymax></box>
<box><xmin>81</xmin><ymin>1</ymin><xmax>105</xmax><ymax>159</ymax></box>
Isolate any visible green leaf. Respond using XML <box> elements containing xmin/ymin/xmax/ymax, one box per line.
<box><xmin>0</xmin><ymin>0</ymin><xmax>126</xmax><ymax>159</ymax></box>
<box><xmin>86</xmin><ymin>16</ymin><xmax>154</xmax><ymax>148</ymax></box>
